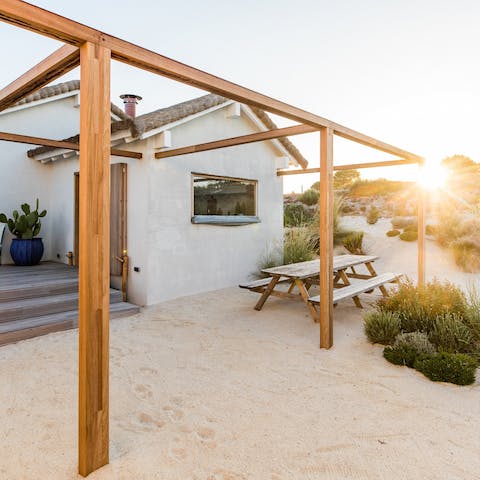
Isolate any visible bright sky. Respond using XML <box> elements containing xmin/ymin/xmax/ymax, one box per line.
<box><xmin>2</xmin><ymin>0</ymin><xmax>479</xmax><ymax>192</ymax></box>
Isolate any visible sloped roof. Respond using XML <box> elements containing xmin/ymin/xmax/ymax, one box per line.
<box><xmin>26</xmin><ymin>83</ymin><xmax>307</xmax><ymax>167</ymax></box>
<box><xmin>14</xmin><ymin>80</ymin><xmax>80</xmax><ymax>106</ymax></box>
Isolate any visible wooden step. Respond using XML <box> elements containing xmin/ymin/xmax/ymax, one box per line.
<box><xmin>0</xmin><ymin>277</ymin><xmax>79</xmax><ymax>302</ymax></box>
<box><xmin>0</xmin><ymin>289</ymin><xmax>122</xmax><ymax>323</ymax></box>
<box><xmin>0</xmin><ymin>302</ymin><xmax>140</xmax><ymax>347</ymax></box>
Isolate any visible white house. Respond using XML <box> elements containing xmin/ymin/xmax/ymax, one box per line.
<box><xmin>0</xmin><ymin>80</ymin><xmax>307</xmax><ymax>306</ymax></box>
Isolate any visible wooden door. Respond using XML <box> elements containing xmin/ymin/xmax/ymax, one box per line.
<box><xmin>74</xmin><ymin>163</ymin><xmax>127</xmax><ymax>276</ymax></box>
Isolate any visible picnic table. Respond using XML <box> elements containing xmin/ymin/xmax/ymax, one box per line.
<box><xmin>240</xmin><ymin>254</ymin><xmax>398</xmax><ymax>322</ymax></box>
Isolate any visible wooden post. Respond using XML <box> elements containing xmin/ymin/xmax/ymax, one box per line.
<box><xmin>319</xmin><ymin>127</ymin><xmax>334</xmax><ymax>348</ymax></box>
<box><xmin>78</xmin><ymin>42</ymin><xmax>111</xmax><ymax>477</ymax></box>
<box><xmin>417</xmin><ymin>162</ymin><xmax>426</xmax><ymax>286</ymax></box>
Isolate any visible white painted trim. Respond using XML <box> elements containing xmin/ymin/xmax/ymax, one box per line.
<box><xmin>226</xmin><ymin>102</ymin><xmax>241</xmax><ymax>118</ymax></box>
<box><xmin>0</xmin><ymin>90</ymin><xmax>80</xmax><ymax>115</ymax></box>
<box><xmin>153</xmin><ymin>130</ymin><xmax>172</xmax><ymax>149</ymax></box>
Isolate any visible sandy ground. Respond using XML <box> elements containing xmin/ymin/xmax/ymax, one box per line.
<box><xmin>1</xmin><ymin>281</ymin><xmax>479</xmax><ymax>479</ymax></box>
<box><xmin>341</xmin><ymin>216</ymin><xmax>479</xmax><ymax>291</ymax></box>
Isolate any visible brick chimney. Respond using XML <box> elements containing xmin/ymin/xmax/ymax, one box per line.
<box><xmin>120</xmin><ymin>94</ymin><xmax>142</xmax><ymax>118</ymax></box>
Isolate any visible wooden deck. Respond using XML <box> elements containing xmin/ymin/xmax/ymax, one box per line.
<box><xmin>0</xmin><ymin>262</ymin><xmax>139</xmax><ymax>346</ymax></box>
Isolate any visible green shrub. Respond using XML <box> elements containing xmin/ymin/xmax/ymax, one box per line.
<box><xmin>465</xmin><ymin>284</ymin><xmax>480</xmax><ymax>342</ymax></box>
<box><xmin>414</xmin><ymin>352</ymin><xmax>477</xmax><ymax>385</ymax></box>
<box><xmin>404</xmin><ymin>223</ymin><xmax>418</xmax><ymax>233</ymax></box>
<box><xmin>425</xmin><ymin>224</ymin><xmax>436</xmax><ymax>236</ymax></box>
<box><xmin>377</xmin><ymin>279</ymin><xmax>467</xmax><ymax>333</ymax></box>
<box><xmin>386</xmin><ymin>229</ymin><xmax>400</xmax><ymax>237</ymax></box>
<box><xmin>451</xmin><ymin>236</ymin><xmax>480</xmax><ymax>273</ymax></box>
<box><xmin>298</xmin><ymin>189</ymin><xmax>319</xmax><ymax>206</ymax></box>
<box><xmin>307</xmin><ymin>196</ymin><xmax>348</xmax><ymax>248</ymax></box>
<box><xmin>429</xmin><ymin>314</ymin><xmax>475</xmax><ymax>354</ymax></box>
<box><xmin>395</xmin><ymin>331</ymin><xmax>436</xmax><ymax>354</ymax></box>
<box><xmin>384</xmin><ymin>345</ymin><xmax>419</xmax><ymax>367</ymax></box>
<box><xmin>384</xmin><ymin>332</ymin><xmax>436</xmax><ymax>367</ymax></box>
<box><xmin>434</xmin><ymin>210</ymin><xmax>463</xmax><ymax>247</ymax></box>
<box><xmin>283</xmin><ymin>228</ymin><xmax>316</xmax><ymax>265</ymax></box>
<box><xmin>391</xmin><ymin>216</ymin><xmax>417</xmax><ymax>229</ymax></box>
<box><xmin>366</xmin><ymin>206</ymin><xmax>380</xmax><ymax>225</ymax></box>
<box><xmin>342</xmin><ymin>231</ymin><xmax>365</xmax><ymax>255</ymax></box>
<box><xmin>257</xmin><ymin>243</ymin><xmax>282</xmax><ymax>277</ymax></box>
<box><xmin>399</xmin><ymin>230</ymin><xmax>418</xmax><ymax>241</ymax></box>
<box><xmin>363</xmin><ymin>310</ymin><xmax>401</xmax><ymax>345</ymax></box>
<box><xmin>284</xmin><ymin>203</ymin><xmax>313</xmax><ymax>227</ymax></box>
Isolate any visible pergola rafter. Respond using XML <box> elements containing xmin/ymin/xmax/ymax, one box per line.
<box><xmin>277</xmin><ymin>158</ymin><xmax>421</xmax><ymax>175</ymax></box>
<box><xmin>0</xmin><ymin>44</ymin><xmax>79</xmax><ymax>112</ymax></box>
<box><xmin>0</xmin><ymin>131</ymin><xmax>142</xmax><ymax>159</ymax></box>
<box><xmin>155</xmin><ymin>124</ymin><xmax>317</xmax><ymax>160</ymax></box>
<box><xmin>0</xmin><ymin>1</ymin><xmax>425</xmax><ymax>476</ymax></box>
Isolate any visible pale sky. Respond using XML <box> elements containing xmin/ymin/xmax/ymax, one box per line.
<box><xmin>1</xmin><ymin>0</ymin><xmax>479</xmax><ymax>192</ymax></box>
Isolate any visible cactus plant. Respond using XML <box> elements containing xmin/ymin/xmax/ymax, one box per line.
<box><xmin>0</xmin><ymin>199</ymin><xmax>47</xmax><ymax>239</ymax></box>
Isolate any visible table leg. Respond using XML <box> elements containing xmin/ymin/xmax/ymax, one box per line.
<box><xmin>337</xmin><ymin>269</ymin><xmax>351</xmax><ymax>287</ymax></box>
<box><xmin>254</xmin><ymin>275</ymin><xmax>280</xmax><ymax>311</ymax></box>
<box><xmin>365</xmin><ymin>262</ymin><xmax>377</xmax><ymax>277</ymax></box>
<box><xmin>294</xmin><ymin>278</ymin><xmax>319</xmax><ymax>322</ymax></box>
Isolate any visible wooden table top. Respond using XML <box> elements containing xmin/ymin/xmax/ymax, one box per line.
<box><xmin>261</xmin><ymin>254</ymin><xmax>379</xmax><ymax>280</ymax></box>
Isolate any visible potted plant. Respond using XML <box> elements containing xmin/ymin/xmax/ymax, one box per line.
<box><xmin>0</xmin><ymin>199</ymin><xmax>47</xmax><ymax>266</ymax></box>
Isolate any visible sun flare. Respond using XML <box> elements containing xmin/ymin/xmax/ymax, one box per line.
<box><xmin>418</xmin><ymin>161</ymin><xmax>449</xmax><ymax>191</ymax></box>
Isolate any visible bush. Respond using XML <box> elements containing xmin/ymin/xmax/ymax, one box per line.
<box><xmin>395</xmin><ymin>331</ymin><xmax>436</xmax><ymax>354</ymax></box>
<box><xmin>377</xmin><ymin>279</ymin><xmax>467</xmax><ymax>333</ymax></box>
<box><xmin>451</xmin><ymin>236</ymin><xmax>480</xmax><ymax>272</ymax></box>
<box><xmin>307</xmin><ymin>196</ymin><xmax>348</xmax><ymax>248</ymax></box>
<box><xmin>298</xmin><ymin>189</ymin><xmax>319</xmax><ymax>206</ymax></box>
<box><xmin>366</xmin><ymin>206</ymin><xmax>380</xmax><ymax>225</ymax></box>
<box><xmin>363</xmin><ymin>310</ymin><xmax>401</xmax><ymax>345</ymax></box>
<box><xmin>399</xmin><ymin>231</ymin><xmax>418</xmax><ymax>241</ymax></box>
<box><xmin>384</xmin><ymin>332</ymin><xmax>436</xmax><ymax>367</ymax></box>
<box><xmin>434</xmin><ymin>210</ymin><xmax>463</xmax><ymax>247</ymax></box>
<box><xmin>429</xmin><ymin>314</ymin><xmax>475</xmax><ymax>354</ymax></box>
<box><xmin>465</xmin><ymin>285</ymin><xmax>480</xmax><ymax>342</ymax></box>
<box><xmin>386</xmin><ymin>229</ymin><xmax>400</xmax><ymax>237</ymax></box>
<box><xmin>404</xmin><ymin>223</ymin><xmax>418</xmax><ymax>233</ymax></box>
<box><xmin>283</xmin><ymin>228</ymin><xmax>316</xmax><ymax>265</ymax></box>
<box><xmin>414</xmin><ymin>352</ymin><xmax>477</xmax><ymax>385</ymax></box>
<box><xmin>425</xmin><ymin>224</ymin><xmax>436</xmax><ymax>236</ymax></box>
<box><xmin>391</xmin><ymin>216</ymin><xmax>417</xmax><ymax>229</ymax></box>
<box><xmin>384</xmin><ymin>345</ymin><xmax>419</xmax><ymax>367</ymax></box>
<box><xmin>342</xmin><ymin>231</ymin><xmax>365</xmax><ymax>255</ymax></box>
<box><xmin>284</xmin><ymin>203</ymin><xmax>313</xmax><ymax>227</ymax></box>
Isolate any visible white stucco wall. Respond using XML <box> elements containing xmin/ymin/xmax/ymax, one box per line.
<box><xmin>0</xmin><ymin>94</ymin><xmax>80</xmax><ymax>263</ymax></box>
<box><xmin>143</xmin><ymin>107</ymin><xmax>284</xmax><ymax>305</ymax></box>
<box><xmin>0</xmin><ymin>95</ymin><xmax>285</xmax><ymax>308</ymax></box>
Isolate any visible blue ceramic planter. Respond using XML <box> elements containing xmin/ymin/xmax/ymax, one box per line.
<box><xmin>10</xmin><ymin>238</ymin><xmax>44</xmax><ymax>266</ymax></box>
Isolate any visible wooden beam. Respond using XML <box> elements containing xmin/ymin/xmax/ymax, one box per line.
<box><xmin>0</xmin><ymin>44</ymin><xmax>79</xmax><ymax>112</ymax></box>
<box><xmin>277</xmin><ymin>158</ymin><xmax>421</xmax><ymax>176</ymax></box>
<box><xmin>0</xmin><ymin>1</ymin><xmax>422</xmax><ymax>161</ymax></box>
<box><xmin>78</xmin><ymin>42</ymin><xmax>110</xmax><ymax>477</ymax></box>
<box><xmin>417</xmin><ymin>169</ymin><xmax>426</xmax><ymax>286</ymax></box>
<box><xmin>319</xmin><ymin>127</ymin><xmax>334</xmax><ymax>349</ymax></box>
<box><xmin>155</xmin><ymin>124</ymin><xmax>317</xmax><ymax>159</ymax></box>
<box><xmin>0</xmin><ymin>131</ymin><xmax>142</xmax><ymax>159</ymax></box>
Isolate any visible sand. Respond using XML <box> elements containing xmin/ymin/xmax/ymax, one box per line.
<box><xmin>0</xmin><ymin>220</ymin><xmax>479</xmax><ymax>479</ymax></box>
<box><xmin>341</xmin><ymin>216</ymin><xmax>478</xmax><ymax>290</ymax></box>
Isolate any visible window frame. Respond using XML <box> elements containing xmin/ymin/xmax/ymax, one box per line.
<box><xmin>190</xmin><ymin>172</ymin><xmax>260</xmax><ymax>226</ymax></box>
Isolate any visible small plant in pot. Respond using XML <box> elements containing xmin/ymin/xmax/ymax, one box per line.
<box><xmin>0</xmin><ymin>199</ymin><xmax>47</xmax><ymax>266</ymax></box>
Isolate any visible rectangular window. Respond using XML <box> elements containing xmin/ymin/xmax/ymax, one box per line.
<box><xmin>191</xmin><ymin>173</ymin><xmax>260</xmax><ymax>225</ymax></box>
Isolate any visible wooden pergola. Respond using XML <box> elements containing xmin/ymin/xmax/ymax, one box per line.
<box><xmin>0</xmin><ymin>1</ymin><xmax>424</xmax><ymax>476</ymax></box>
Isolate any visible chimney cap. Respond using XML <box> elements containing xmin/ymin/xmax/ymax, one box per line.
<box><xmin>120</xmin><ymin>94</ymin><xmax>143</xmax><ymax>101</ymax></box>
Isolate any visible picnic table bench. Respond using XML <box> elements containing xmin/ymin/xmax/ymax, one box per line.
<box><xmin>239</xmin><ymin>254</ymin><xmax>400</xmax><ymax>322</ymax></box>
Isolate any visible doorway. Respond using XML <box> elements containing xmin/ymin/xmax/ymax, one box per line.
<box><xmin>74</xmin><ymin>163</ymin><xmax>127</xmax><ymax>285</ymax></box>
